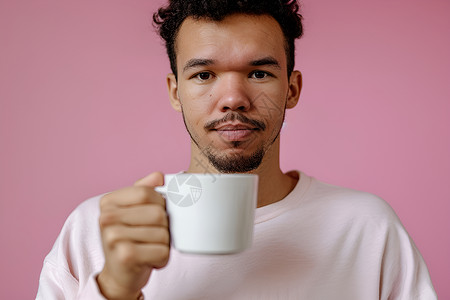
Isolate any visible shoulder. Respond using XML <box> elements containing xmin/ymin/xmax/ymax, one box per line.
<box><xmin>38</xmin><ymin>195</ymin><xmax>106</xmax><ymax>297</ymax></box>
<box><xmin>65</xmin><ymin>194</ymin><xmax>103</xmax><ymax>228</ymax></box>
<box><xmin>305</xmin><ymin>177</ymin><xmax>399</xmax><ymax>225</ymax></box>
<box><xmin>295</xmin><ymin>175</ymin><xmax>437</xmax><ymax>298</ymax></box>
<box><xmin>51</xmin><ymin>194</ymin><xmax>104</xmax><ymax>244</ymax></box>
<box><xmin>43</xmin><ymin>194</ymin><xmax>105</xmax><ymax>280</ymax></box>
<box><xmin>61</xmin><ymin>194</ymin><xmax>104</xmax><ymax>254</ymax></box>
<box><xmin>48</xmin><ymin>194</ymin><xmax>103</xmax><ymax>244</ymax></box>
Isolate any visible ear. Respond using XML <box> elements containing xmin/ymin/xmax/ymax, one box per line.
<box><xmin>286</xmin><ymin>70</ymin><xmax>302</xmax><ymax>109</ymax></box>
<box><xmin>167</xmin><ymin>73</ymin><xmax>182</xmax><ymax>112</ymax></box>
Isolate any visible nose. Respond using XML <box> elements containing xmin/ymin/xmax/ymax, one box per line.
<box><xmin>215</xmin><ymin>74</ymin><xmax>251</xmax><ymax>112</ymax></box>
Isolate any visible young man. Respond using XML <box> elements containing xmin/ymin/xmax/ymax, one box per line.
<box><xmin>37</xmin><ymin>1</ymin><xmax>436</xmax><ymax>299</ymax></box>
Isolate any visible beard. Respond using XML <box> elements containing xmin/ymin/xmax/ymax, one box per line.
<box><xmin>203</xmin><ymin>140</ymin><xmax>265</xmax><ymax>173</ymax></box>
<box><xmin>181</xmin><ymin>109</ymin><xmax>285</xmax><ymax>174</ymax></box>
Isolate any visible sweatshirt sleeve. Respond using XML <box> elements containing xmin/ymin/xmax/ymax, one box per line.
<box><xmin>378</xmin><ymin>218</ymin><xmax>437</xmax><ymax>300</ymax></box>
<box><xmin>36</xmin><ymin>196</ymin><xmax>106</xmax><ymax>299</ymax></box>
<box><xmin>36</xmin><ymin>260</ymin><xmax>106</xmax><ymax>300</ymax></box>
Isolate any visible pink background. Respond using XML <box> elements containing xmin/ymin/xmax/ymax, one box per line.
<box><xmin>1</xmin><ymin>0</ymin><xmax>449</xmax><ymax>298</ymax></box>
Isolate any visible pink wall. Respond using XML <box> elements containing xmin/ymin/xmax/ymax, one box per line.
<box><xmin>1</xmin><ymin>0</ymin><xmax>448</xmax><ymax>298</ymax></box>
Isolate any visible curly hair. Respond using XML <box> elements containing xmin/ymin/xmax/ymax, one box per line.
<box><xmin>153</xmin><ymin>0</ymin><xmax>303</xmax><ymax>79</ymax></box>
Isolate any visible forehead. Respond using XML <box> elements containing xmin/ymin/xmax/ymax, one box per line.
<box><xmin>174</xmin><ymin>14</ymin><xmax>287</xmax><ymax>71</ymax></box>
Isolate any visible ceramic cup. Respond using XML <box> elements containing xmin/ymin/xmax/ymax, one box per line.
<box><xmin>155</xmin><ymin>173</ymin><xmax>258</xmax><ymax>254</ymax></box>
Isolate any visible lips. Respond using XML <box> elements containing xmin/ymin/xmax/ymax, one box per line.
<box><xmin>213</xmin><ymin>123</ymin><xmax>259</xmax><ymax>141</ymax></box>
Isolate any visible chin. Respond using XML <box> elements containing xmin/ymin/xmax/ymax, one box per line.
<box><xmin>206</xmin><ymin>147</ymin><xmax>265</xmax><ymax>174</ymax></box>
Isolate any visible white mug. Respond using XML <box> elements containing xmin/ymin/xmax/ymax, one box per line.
<box><xmin>155</xmin><ymin>173</ymin><xmax>258</xmax><ymax>254</ymax></box>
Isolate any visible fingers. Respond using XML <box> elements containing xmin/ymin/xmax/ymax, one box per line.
<box><xmin>101</xmin><ymin>185</ymin><xmax>165</xmax><ymax>208</ymax></box>
<box><xmin>100</xmin><ymin>204</ymin><xmax>169</xmax><ymax>227</ymax></box>
<box><xmin>101</xmin><ymin>171</ymin><xmax>166</xmax><ymax>209</ymax></box>
<box><xmin>97</xmin><ymin>172</ymin><xmax>170</xmax><ymax>298</ymax></box>
<box><xmin>103</xmin><ymin>225</ymin><xmax>170</xmax><ymax>247</ymax></box>
<box><xmin>111</xmin><ymin>242</ymin><xmax>170</xmax><ymax>269</ymax></box>
<box><xmin>98</xmin><ymin>242</ymin><xmax>169</xmax><ymax>299</ymax></box>
<box><xmin>134</xmin><ymin>171</ymin><xmax>164</xmax><ymax>188</ymax></box>
<box><xmin>99</xmin><ymin>202</ymin><xmax>171</xmax><ymax>269</ymax></box>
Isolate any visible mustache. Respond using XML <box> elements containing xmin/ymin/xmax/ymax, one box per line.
<box><xmin>204</xmin><ymin>112</ymin><xmax>266</xmax><ymax>131</ymax></box>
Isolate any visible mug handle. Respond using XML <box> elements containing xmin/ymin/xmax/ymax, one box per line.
<box><xmin>154</xmin><ymin>185</ymin><xmax>167</xmax><ymax>197</ymax></box>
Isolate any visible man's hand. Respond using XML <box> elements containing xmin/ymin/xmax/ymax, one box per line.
<box><xmin>97</xmin><ymin>172</ymin><xmax>170</xmax><ymax>299</ymax></box>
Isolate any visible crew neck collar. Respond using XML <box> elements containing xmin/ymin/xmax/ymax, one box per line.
<box><xmin>255</xmin><ymin>171</ymin><xmax>312</xmax><ymax>224</ymax></box>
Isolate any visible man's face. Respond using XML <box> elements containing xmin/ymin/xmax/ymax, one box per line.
<box><xmin>167</xmin><ymin>14</ymin><xmax>301</xmax><ymax>173</ymax></box>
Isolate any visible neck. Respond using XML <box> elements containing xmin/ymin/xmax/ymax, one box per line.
<box><xmin>187</xmin><ymin>140</ymin><xmax>298</xmax><ymax>207</ymax></box>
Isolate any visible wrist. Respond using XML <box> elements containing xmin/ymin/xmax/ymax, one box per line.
<box><xmin>97</xmin><ymin>272</ymin><xmax>143</xmax><ymax>300</ymax></box>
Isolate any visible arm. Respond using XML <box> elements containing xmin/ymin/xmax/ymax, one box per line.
<box><xmin>36</xmin><ymin>172</ymin><xmax>170</xmax><ymax>300</ymax></box>
<box><xmin>97</xmin><ymin>172</ymin><xmax>170</xmax><ymax>299</ymax></box>
<box><xmin>379</xmin><ymin>220</ymin><xmax>437</xmax><ymax>300</ymax></box>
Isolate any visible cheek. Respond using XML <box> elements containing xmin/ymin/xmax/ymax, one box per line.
<box><xmin>252</xmin><ymin>90</ymin><xmax>287</xmax><ymax>124</ymax></box>
<box><xmin>179</xmin><ymin>82</ymin><xmax>215</xmax><ymax>111</ymax></box>
<box><xmin>180</xmin><ymin>80</ymin><xmax>212</xmax><ymax>98</ymax></box>
<box><xmin>181</xmin><ymin>101</ymin><xmax>208</xmax><ymax>129</ymax></box>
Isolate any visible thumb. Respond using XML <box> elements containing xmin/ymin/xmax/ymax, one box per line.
<box><xmin>134</xmin><ymin>171</ymin><xmax>164</xmax><ymax>187</ymax></box>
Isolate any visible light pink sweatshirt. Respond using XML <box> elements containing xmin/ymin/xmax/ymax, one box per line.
<box><xmin>37</xmin><ymin>172</ymin><xmax>437</xmax><ymax>299</ymax></box>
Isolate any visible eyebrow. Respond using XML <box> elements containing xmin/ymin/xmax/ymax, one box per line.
<box><xmin>250</xmin><ymin>56</ymin><xmax>281</xmax><ymax>69</ymax></box>
<box><xmin>183</xmin><ymin>58</ymin><xmax>215</xmax><ymax>73</ymax></box>
<box><xmin>182</xmin><ymin>56</ymin><xmax>282</xmax><ymax>73</ymax></box>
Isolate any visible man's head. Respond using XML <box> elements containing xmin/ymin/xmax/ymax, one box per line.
<box><xmin>153</xmin><ymin>0</ymin><xmax>303</xmax><ymax>79</ymax></box>
<box><xmin>153</xmin><ymin>1</ymin><xmax>303</xmax><ymax>174</ymax></box>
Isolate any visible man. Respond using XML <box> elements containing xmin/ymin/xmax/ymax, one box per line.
<box><xmin>37</xmin><ymin>0</ymin><xmax>436</xmax><ymax>299</ymax></box>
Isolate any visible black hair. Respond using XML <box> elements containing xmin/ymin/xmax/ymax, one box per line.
<box><xmin>153</xmin><ymin>0</ymin><xmax>303</xmax><ymax>79</ymax></box>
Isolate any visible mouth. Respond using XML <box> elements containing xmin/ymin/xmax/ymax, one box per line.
<box><xmin>212</xmin><ymin>123</ymin><xmax>260</xmax><ymax>142</ymax></box>
<box><xmin>204</xmin><ymin>112</ymin><xmax>265</xmax><ymax>144</ymax></box>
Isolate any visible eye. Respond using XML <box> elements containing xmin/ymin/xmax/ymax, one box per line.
<box><xmin>195</xmin><ymin>72</ymin><xmax>212</xmax><ymax>81</ymax></box>
<box><xmin>251</xmin><ymin>71</ymin><xmax>270</xmax><ymax>79</ymax></box>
